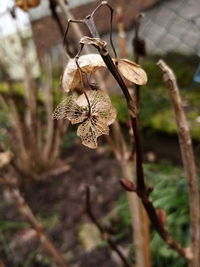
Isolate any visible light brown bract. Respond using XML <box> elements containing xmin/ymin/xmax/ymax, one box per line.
<box><xmin>53</xmin><ymin>90</ymin><xmax>117</xmax><ymax>149</ymax></box>
<box><xmin>115</xmin><ymin>58</ymin><xmax>148</xmax><ymax>85</ymax></box>
<box><xmin>62</xmin><ymin>54</ymin><xmax>106</xmax><ymax>92</ymax></box>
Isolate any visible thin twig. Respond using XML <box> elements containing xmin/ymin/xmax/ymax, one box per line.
<box><xmin>6</xmin><ymin>187</ymin><xmax>68</xmax><ymax>267</ymax></box>
<box><xmin>43</xmin><ymin>54</ymin><xmax>55</xmax><ymax>163</ymax></box>
<box><xmin>116</xmin><ymin>13</ymin><xmax>151</xmax><ymax>266</ymax></box>
<box><xmin>60</xmin><ymin>1</ymin><xmax>193</xmax><ymax>262</ymax></box>
<box><xmin>49</xmin><ymin>0</ymin><xmax>65</xmax><ymax>36</ymax></box>
<box><xmin>157</xmin><ymin>59</ymin><xmax>200</xmax><ymax>267</ymax></box>
<box><xmin>85</xmin><ymin>186</ymin><xmax>131</xmax><ymax>267</ymax></box>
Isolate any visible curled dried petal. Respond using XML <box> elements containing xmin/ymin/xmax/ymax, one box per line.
<box><xmin>77</xmin><ymin>117</ymin><xmax>109</xmax><ymax>149</ymax></box>
<box><xmin>76</xmin><ymin>90</ymin><xmax>117</xmax><ymax>125</ymax></box>
<box><xmin>62</xmin><ymin>54</ymin><xmax>106</xmax><ymax>92</ymax></box>
<box><xmin>53</xmin><ymin>89</ymin><xmax>117</xmax><ymax>149</ymax></box>
<box><xmin>52</xmin><ymin>94</ymin><xmax>88</xmax><ymax>124</ymax></box>
<box><xmin>115</xmin><ymin>58</ymin><xmax>147</xmax><ymax>85</ymax></box>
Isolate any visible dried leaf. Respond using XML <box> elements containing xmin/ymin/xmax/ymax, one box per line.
<box><xmin>77</xmin><ymin>117</ymin><xmax>109</xmax><ymax>149</ymax></box>
<box><xmin>15</xmin><ymin>0</ymin><xmax>40</xmax><ymax>11</ymax></box>
<box><xmin>115</xmin><ymin>58</ymin><xmax>147</xmax><ymax>85</ymax></box>
<box><xmin>80</xmin><ymin>36</ymin><xmax>107</xmax><ymax>51</ymax></box>
<box><xmin>52</xmin><ymin>94</ymin><xmax>88</xmax><ymax>124</ymax></box>
<box><xmin>53</xmin><ymin>90</ymin><xmax>117</xmax><ymax>149</ymax></box>
<box><xmin>76</xmin><ymin>90</ymin><xmax>116</xmax><ymax>125</ymax></box>
<box><xmin>62</xmin><ymin>54</ymin><xmax>106</xmax><ymax>92</ymax></box>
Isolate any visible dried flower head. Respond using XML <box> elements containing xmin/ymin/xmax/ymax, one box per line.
<box><xmin>62</xmin><ymin>54</ymin><xmax>106</xmax><ymax>92</ymax></box>
<box><xmin>53</xmin><ymin>89</ymin><xmax>117</xmax><ymax>149</ymax></box>
<box><xmin>62</xmin><ymin>54</ymin><xmax>147</xmax><ymax>93</ymax></box>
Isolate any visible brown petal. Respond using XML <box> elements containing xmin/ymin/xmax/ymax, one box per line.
<box><xmin>77</xmin><ymin>117</ymin><xmax>109</xmax><ymax>149</ymax></box>
<box><xmin>62</xmin><ymin>54</ymin><xmax>106</xmax><ymax>92</ymax></box>
<box><xmin>52</xmin><ymin>94</ymin><xmax>88</xmax><ymax>124</ymax></box>
<box><xmin>115</xmin><ymin>58</ymin><xmax>147</xmax><ymax>85</ymax></box>
<box><xmin>76</xmin><ymin>90</ymin><xmax>117</xmax><ymax>125</ymax></box>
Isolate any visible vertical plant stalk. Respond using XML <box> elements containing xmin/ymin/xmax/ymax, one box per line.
<box><xmin>42</xmin><ymin>55</ymin><xmax>68</xmax><ymax>166</ymax></box>
<box><xmin>79</xmin><ymin>8</ymin><xmax>191</xmax><ymax>261</ymax></box>
<box><xmin>157</xmin><ymin>59</ymin><xmax>200</xmax><ymax>267</ymax></box>
<box><xmin>49</xmin><ymin>0</ymin><xmax>65</xmax><ymax>36</ymax></box>
<box><xmin>132</xmin><ymin>14</ymin><xmax>151</xmax><ymax>267</ymax></box>
<box><xmin>43</xmin><ymin>55</ymin><xmax>55</xmax><ymax>162</ymax></box>
<box><xmin>56</xmin><ymin>3</ymin><xmax>145</xmax><ymax>265</ymax></box>
<box><xmin>16</xmin><ymin>27</ymin><xmax>41</xmax><ymax>168</ymax></box>
<box><xmin>116</xmin><ymin>9</ymin><xmax>151</xmax><ymax>267</ymax></box>
<box><xmin>61</xmin><ymin>1</ymin><xmax>192</xmax><ymax>262</ymax></box>
<box><xmin>85</xmin><ymin>186</ymin><xmax>131</xmax><ymax>267</ymax></box>
<box><xmin>7</xmin><ymin>187</ymin><xmax>68</xmax><ymax>267</ymax></box>
<box><xmin>0</xmin><ymin>58</ymin><xmax>30</xmax><ymax>171</ymax></box>
<box><xmin>116</xmin><ymin>6</ymin><xmax>127</xmax><ymax>58</ymax></box>
<box><xmin>120</xmin><ymin>160</ymin><xmax>147</xmax><ymax>267</ymax></box>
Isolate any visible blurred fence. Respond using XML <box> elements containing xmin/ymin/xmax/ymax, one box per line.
<box><xmin>130</xmin><ymin>0</ymin><xmax>200</xmax><ymax>55</ymax></box>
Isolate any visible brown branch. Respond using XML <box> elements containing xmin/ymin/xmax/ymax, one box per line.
<box><xmin>0</xmin><ymin>58</ymin><xmax>29</xmax><ymax>168</ymax></box>
<box><xmin>6</xmin><ymin>187</ymin><xmax>68</xmax><ymax>267</ymax></box>
<box><xmin>0</xmin><ymin>177</ymin><xmax>18</xmax><ymax>187</ymax></box>
<box><xmin>49</xmin><ymin>0</ymin><xmax>65</xmax><ymax>36</ymax></box>
<box><xmin>62</xmin><ymin>1</ymin><xmax>192</xmax><ymax>262</ymax></box>
<box><xmin>157</xmin><ymin>59</ymin><xmax>200</xmax><ymax>267</ymax></box>
<box><xmin>79</xmin><ymin>19</ymin><xmax>190</xmax><ymax>259</ymax></box>
<box><xmin>85</xmin><ymin>186</ymin><xmax>131</xmax><ymax>267</ymax></box>
<box><xmin>120</xmin><ymin>178</ymin><xmax>192</xmax><ymax>260</ymax></box>
<box><xmin>116</xmin><ymin>6</ymin><xmax>127</xmax><ymax>58</ymax></box>
<box><xmin>43</xmin><ymin>55</ymin><xmax>55</xmax><ymax>163</ymax></box>
<box><xmin>95</xmin><ymin>21</ymin><xmax>191</xmax><ymax>265</ymax></box>
<box><xmin>50</xmin><ymin>119</ymin><xmax>69</xmax><ymax>166</ymax></box>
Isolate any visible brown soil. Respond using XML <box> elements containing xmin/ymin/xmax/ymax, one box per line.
<box><xmin>0</xmin><ymin>145</ymin><xmax>124</xmax><ymax>267</ymax></box>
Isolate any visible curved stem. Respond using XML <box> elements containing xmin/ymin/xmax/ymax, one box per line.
<box><xmin>63</xmin><ymin>19</ymin><xmax>84</xmax><ymax>57</ymax></box>
<box><xmin>83</xmin><ymin>91</ymin><xmax>91</xmax><ymax>116</ymax></box>
<box><xmin>85</xmin><ymin>186</ymin><xmax>131</xmax><ymax>267</ymax></box>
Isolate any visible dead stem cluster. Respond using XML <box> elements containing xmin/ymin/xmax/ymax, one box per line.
<box><xmin>0</xmin><ymin>1</ymin><xmax>199</xmax><ymax>266</ymax></box>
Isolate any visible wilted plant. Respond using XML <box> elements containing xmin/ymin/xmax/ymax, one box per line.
<box><xmin>53</xmin><ymin>89</ymin><xmax>117</xmax><ymax>148</ymax></box>
<box><xmin>0</xmin><ymin>12</ymin><xmax>67</xmax><ymax>181</ymax></box>
<box><xmin>53</xmin><ymin>1</ymin><xmax>199</xmax><ymax>266</ymax></box>
<box><xmin>53</xmin><ymin>52</ymin><xmax>146</xmax><ymax>148</ymax></box>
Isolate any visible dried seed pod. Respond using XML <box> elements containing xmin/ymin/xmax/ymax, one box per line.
<box><xmin>115</xmin><ymin>58</ymin><xmax>147</xmax><ymax>85</ymax></box>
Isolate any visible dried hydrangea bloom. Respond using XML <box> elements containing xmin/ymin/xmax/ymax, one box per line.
<box><xmin>62</xmin><ymin>53</ymin><xmax>147</xmax><ymax>92</ymax></box>
<box><xmin>53</xmin><ymin>90</ymin><xmax>117</xmax><ymax>149</ymax></box>
<box><xmin>114</xmin><ymin>58</ymin><xmax>147</xmax><ymax>85</ymax></box>
<box><xmin>62</xmin><ymin>54</ymin><xmax>106</xmax><ymax>92</ymax></box>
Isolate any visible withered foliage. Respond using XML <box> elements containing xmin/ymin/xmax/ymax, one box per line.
<box><xmin>53</xmin><ymin>90</ymin><xmax>116</xmax><ymax>148</ymax></box>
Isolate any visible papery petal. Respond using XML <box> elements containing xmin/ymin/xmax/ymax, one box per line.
<box><xmin>53</xmin><ymin>94</ymin><xmax>88</xmax><ymax>124</ymax></box>
<box><xmin>115</xmin><ymin>59</ymin><xmax>147</xmax><ymax>85</ymax></box>
<box><xmin>76</xmin><ymin>90</ymin><xmax>117</xmax><ymax>125</ymax></box>
<box><xmin>77</xmin><ymin>116</ymin><xmax>109</xmax><ymax>149</ymax></box>
<box><xmin>62</xmin><ymin>54</ymin><xmax>106</xmax><ymax>92</ymax></box>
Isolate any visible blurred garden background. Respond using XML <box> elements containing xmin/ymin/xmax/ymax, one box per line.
<box><xmin>0</xmin><ymin>0</ymin><xmax>199</xmax><ymax>266</ymax></box>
